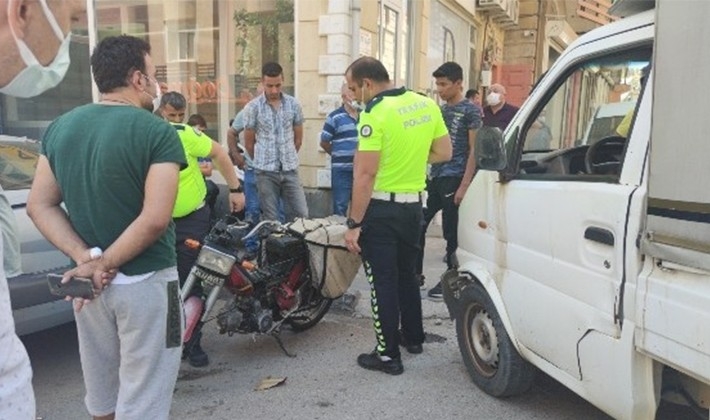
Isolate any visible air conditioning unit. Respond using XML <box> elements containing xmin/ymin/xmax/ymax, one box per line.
<box><xmin>477</xmin><ymin>0</ymin><xmax>507</xmax><ymax>15</ymax></box>
<box><xmin>493</xmin><ymin>0</ymin><xmax>519</xmax><ymax>28</ymax></box>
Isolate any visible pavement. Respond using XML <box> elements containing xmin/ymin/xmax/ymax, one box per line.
<box><xmin>332</xmin><ymin>222</ymin><xmax>451</xmax><ymax>320</ymax></box>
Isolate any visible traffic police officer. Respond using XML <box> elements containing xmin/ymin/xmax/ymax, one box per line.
<box><xmin>344</xmin><ymin>57</ymin><xmax>452</xmax><ymax>375</ymax></box>
<box><xmin>160</xmin><ymin>92</ymin><xmax>245</xmax><ymax>367</ymax></box>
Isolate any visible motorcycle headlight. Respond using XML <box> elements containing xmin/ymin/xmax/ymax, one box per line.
<box><xmin>196</xmin><ymin>246</ymin><xmax>236</xmax><ymax>275</ymax></box>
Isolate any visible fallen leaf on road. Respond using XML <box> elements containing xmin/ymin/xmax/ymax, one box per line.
<box><xmin>255</xmin><ymin>376</ymin><xmax>287</xmax><ymax>391</ymax></box>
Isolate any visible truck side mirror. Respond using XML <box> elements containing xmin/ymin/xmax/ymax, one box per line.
<box><xmin>475</xmin><ymin>127</ymin><xmax>507</xmax><ymax>171</ymax></box>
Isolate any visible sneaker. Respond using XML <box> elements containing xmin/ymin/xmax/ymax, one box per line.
<box><xmin>357</xmin><ymin>351</ymin><xmax>403</xmax><ymax>375</ymax></box>
<box><xmin>427</xmin><ymin>282</ymin><xmax>443</xmax><ymax>300</ymax></box>
<box><xmin>398</xmin><ymin>331</ymin><xmax>423</xmax><ymax>354</ymax></box>
<box><xmin>187</xmin><ymin>342</ymin><xmax>209</xmax><ymax>368</ymax></box>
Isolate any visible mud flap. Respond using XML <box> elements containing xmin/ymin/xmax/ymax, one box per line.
<box><xmin>441</xmin><ymin>269</ymin><xmax>462</xmax><ymax>320</ymax></box>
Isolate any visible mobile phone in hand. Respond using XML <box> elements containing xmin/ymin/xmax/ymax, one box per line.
<box><xmin>47</xmin><ymin>274</ymin><xmax>95</xmax><ymax>299</ymax></box>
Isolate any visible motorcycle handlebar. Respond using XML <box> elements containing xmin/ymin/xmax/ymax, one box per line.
<box><xmin>242</xmin><ymin>220</ymin><xmax>284</xmax><ymax>241</ymax></box>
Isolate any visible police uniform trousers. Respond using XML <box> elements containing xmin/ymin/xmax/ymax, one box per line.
<box><xmin>359</xmin><ymin>198</ymin><xmax>425</xmax><ymax>359</ymax></box>
<box><xmin>174</xmin><ymin>204</ymin><xmax>211</xmax><ymax>296</ymax></box>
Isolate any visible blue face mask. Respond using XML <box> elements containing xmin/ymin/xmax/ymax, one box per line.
<box><xmin>0</xmin><ymin>0</ymin><xmax>71</xmax><ymax>98</ymax></box>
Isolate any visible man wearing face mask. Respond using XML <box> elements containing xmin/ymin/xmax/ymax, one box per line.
<box><xmin>319</xmin><ymin>83</ymin><xmax>359</xmax><ymax>216</ymax></box>
<box><xmin>28</xmin><ymin>35</ymin><xmax>186</xmax><ymax>420</ymax></box>
<box><xmin>344</xmin><ymin>56</ymin><xmax>452</xmax><ymax>375</ymax></box>
<box><xmin>482</xmin><ymin>83</ymin><xmax>519</xmax><ymax>132</ymax></box>
<box><xmin>0</xmin><ymin>1</ymin><xmax>85</xmax><ymax>419</ymax></box>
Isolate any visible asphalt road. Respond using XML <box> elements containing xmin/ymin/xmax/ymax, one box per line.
<box><xmin>22</xmin><ymin>237</ymin><xmax>694</xmax><ymax>419</ymax></box>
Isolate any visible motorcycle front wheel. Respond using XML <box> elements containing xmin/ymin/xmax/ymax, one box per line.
<box><xmin>287</xmin><ymin>287</ymin><xmax>333</xmax><ymax>332</ymax></box>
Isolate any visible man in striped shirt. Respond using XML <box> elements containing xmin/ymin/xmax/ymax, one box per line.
<box><xmin>320</xmin><ymin>83</ymin><xmax>359</xmax><ymax>216</ymax></box>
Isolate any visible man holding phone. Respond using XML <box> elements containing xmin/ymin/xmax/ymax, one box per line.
<box><xmin>28</xmin><ymin>35</ymin><xmax>186</xmax><ymax>420</ymax></box>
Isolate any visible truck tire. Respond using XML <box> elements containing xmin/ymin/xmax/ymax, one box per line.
<box><xmin>456</xmin><ymin>281</ymin><xmax>535</xmax><ymax>397</ymax></box>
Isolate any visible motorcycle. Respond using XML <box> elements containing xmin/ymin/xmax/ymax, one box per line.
<box><xmin>181</xmin><ymin>214</ymin><xmax>334</xmax><ymax>356</ymax></box>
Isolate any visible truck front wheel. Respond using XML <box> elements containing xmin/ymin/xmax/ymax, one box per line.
<box><xmin>456</xmin><ymin>282</ymin><xmax>535</xmax><ymax>397</ymax></box>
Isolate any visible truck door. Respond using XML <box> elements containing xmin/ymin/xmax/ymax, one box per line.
<box><xmin>493</xmin><ymin>42</ymin><xmax>652</xmax><ymax>378</ymax></box>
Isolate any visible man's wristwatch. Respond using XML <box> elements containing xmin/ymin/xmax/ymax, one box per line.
<box><xmin>346</xmin><ymin>218</ymin><xmax>362</xmax><ymax>229</ymax></box>
<box><xmin>89</xmin><ymin>247</ymin><xmax>103</xmax><ymax>260</ymax></box>
<box><xmin>229</xmin><ymin>186</ymin><xmax>244</xmax><ymax>193</ymax></box>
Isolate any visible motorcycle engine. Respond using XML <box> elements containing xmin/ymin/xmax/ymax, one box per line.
<box><xmin>263</xmin><ymin>233</ymin><xmax>308</xmax><ymax>311</ymax></box>
<box><xmin>216</xmin><ymin>232</ymin><xmax>310</xmax><ymax>335</ymax></box>
<box><xmin>217</xmin><ymin>298</ymin><xmax>273</xmax><ymax>335</ymax></box>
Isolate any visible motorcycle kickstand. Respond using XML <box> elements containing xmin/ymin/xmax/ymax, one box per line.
<box><xmin>271</xmin><ymin>332</ymin><xmax>297</xmax><ymax>358</ymax></box>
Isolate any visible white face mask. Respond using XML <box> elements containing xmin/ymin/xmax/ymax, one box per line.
<box><xmin>351</xmin><ymin>85</ymin><xmax>368</xmax><ymax>112</ymax></box>
<box><xmin>486</xmin><ymin>92</ymin><xmax>501</xmax><ymax>107</ymax></box>
<box><xmin>351</xmin><ymin>100</ymin><xmax>365</xmax><ymax>112</ymax></box>
<box><xmin>0</xmin><ymin>0</ymin><xmax>71</xmax><ymax>98</ymax></box>
<box><xmin>141</xmin><ymin>74</ymin><xmax>161</xmax><ymax>112</ymax></box>
<box><xmin>152</xmin><ymin>90</ymin><xmax>162</xmax><ymax>113</ymax></box>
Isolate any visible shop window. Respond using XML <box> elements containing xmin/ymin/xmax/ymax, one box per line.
<box><xmin>88</xmin><ymin>0</ymin><xmax>295</xmax><ymax>139</ymax></box>
<box><xmin>516</xmin><ymin>47</ymin><xmax>652</xmax><ymax>180</ymax></box>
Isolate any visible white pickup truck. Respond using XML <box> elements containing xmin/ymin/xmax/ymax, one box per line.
<box><xmin>1</xmin><ymin>135</ymin><xmax>74</xmax><ymax>335</ymax></box>
<box><xmin>442</xmin><ymin>1</ymin><xmax>710</xmax><ymax>418</ymax></box>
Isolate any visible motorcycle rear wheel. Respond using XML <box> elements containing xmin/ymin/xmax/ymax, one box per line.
<box><xmin>287</xmin><ymin>288</ymin><xmax>333</xmax><ymax>332</ymax></box>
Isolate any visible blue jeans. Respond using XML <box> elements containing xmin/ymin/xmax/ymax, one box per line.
<box><xmin>245</xmin><ymin>168</ymin><xmax>285</xmax><ymax>223</ymax></box>
<box><xmin>243</xmin><ymin>169</ymin><xmax>261</xmax><ymax>225</ymax></box>
<box><xmin>254</xmin><ymin>169</ymin><xmax>308</xmax><ymax>222</ymax></box>
<box><xmin>331</xmin><ymin>167</ymin><xmax>353</xmax><ymax>217</ymax></box>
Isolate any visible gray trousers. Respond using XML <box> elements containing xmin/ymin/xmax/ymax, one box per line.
<box><xmin>76</xmin><ymin>267</ymin><xmax>182</xmax><ymax>419</ymax></box>
<box><xmin>254</xmin><ymin>169</ymin><xmax>309</xmax><ymax>222</ymax></box>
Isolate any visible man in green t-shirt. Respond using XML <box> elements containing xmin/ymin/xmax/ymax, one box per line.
<box><xmin>343</xmin><ymin>56</ymin><xmax>452</xmax><ymax>375</ymax></box>
<box><xmin>159</xmin><ymin>91</ymin><xmax>245</xmax><ymax>368</ymax></box>
<box><xmin>0</xmin><ymin>2</ymin><xmax>86</xmax><ymax>419</ymax></box>
<box><xmin>27</xmin><ymin>35</ymin><xmax>186</xmax><ymax>420</ymax></box>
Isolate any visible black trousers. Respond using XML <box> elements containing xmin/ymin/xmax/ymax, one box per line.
<box><xmin>416</xmin><ymin>176</ymin><xmax>461</xmax><ymax>275</ymax></box>
<box><xmin>174</xmin><ymin>204</ymin><xmax>211</xmax><ymax>296</ymax></box>
<box><xmin>359</xmin><ymin>199</ymin><xmax>424</xmax><ymax>359</ymax></box>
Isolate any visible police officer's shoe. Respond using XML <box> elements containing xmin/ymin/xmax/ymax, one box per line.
<box><xmin>187</xmin><ymin>342</ymin><xmax>209</xmax><ymax>368</ymax></box>
<box><xmin>184</xmin><ymin>331</ymin><xmax>209</xmax><ymax>368</ymax></box>
<box><xmin>398</xmin><ymin>331</ymin><xmax>423</xmax><ymax>354</ymax></box>
<box><xmin>357</xmin><ymin>351</ymin><xmax>403</xmax><ymax>375</ymax></box>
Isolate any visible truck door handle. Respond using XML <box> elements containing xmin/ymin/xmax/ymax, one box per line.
<box><xmin>584</xmin><ymin>227</ymin><xmax>614</xmax><ymax>246</ymax></box>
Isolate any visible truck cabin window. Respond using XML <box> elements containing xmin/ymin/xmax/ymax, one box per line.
<box><xmin>520</xmin><ymin>48</ymin><xmax>651</xmax><ymax>179</ymax></box>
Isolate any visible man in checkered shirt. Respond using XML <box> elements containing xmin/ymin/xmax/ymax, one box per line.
<box><xmin>243</xmin><ymin>62</ymin><xmax>309</xmax><ymax>221</ymax></box>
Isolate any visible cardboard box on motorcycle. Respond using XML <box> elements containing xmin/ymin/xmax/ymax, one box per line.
<box><xmin>442</xmin><ymin>0</ymin><xmax>710</xmax><ymax>418</ymax></box>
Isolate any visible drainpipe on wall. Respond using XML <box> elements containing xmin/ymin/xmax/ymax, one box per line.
<box><xmin>351</xmin><ymin>0</ymin><xmax>361</xmax><ymax>61</ymax></box>
<box><xmin>535</xmin><ymin>0</ymin><xmax>547</xmax><ymax>82</ymax></box>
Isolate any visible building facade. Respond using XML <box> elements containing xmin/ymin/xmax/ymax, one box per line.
<box><xmin>0</xmin><ymin>0</ymin><xmax>611</xmax><ymax>216</ymax></box>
